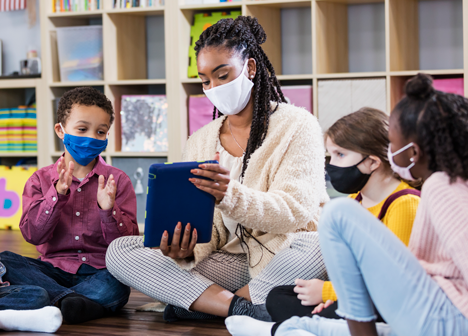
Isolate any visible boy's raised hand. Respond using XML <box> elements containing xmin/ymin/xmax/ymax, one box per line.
<box><xmin>56</xmin><ymin>157</ymin><xmax>74</xmax><ymax>195</ymax></box>
<box><xmin>97</xmin><ymin>174</ymin><xmax>116</xmax><ymax>210</ymax></box>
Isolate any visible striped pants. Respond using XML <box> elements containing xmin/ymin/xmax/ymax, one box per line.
<box><xmin>106</xmin><ymin>232</ymin><xmax>327</xmax><ymax>310</ymax></box>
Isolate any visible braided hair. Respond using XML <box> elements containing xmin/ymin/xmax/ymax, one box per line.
<box><xmin>194</xmin><ymin>16</ymin><xmax>287</xmax><ymax>179</ymax></box>
<box><xmin>195</xmin><ymin>16</ymin><xmax>286</xmax><ymax>266</ymax></box>
<box><xmin>394</xmin><ymin>73</ymin><xmax>468</xmax><ymax>182</ymax></box>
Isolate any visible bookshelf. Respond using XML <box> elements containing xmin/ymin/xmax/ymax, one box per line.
<box><xmin>33</xmin><ymin>0</ymin><xmax>467</xmax><ymax>168</ymax></box>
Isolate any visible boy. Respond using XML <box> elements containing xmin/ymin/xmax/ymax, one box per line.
<box><xmin>0</xmin><ymin>87</ymin><xmax>139</xmax><ymax>324</ymax></box>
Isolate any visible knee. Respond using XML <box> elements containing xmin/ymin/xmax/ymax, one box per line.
<box><xmin>266</xmin><ymin>286</ymin><xmax>294</xmax><ymax>315</ymax></box>
<box><xmin>23</xmin><ymin>286</ymin><xmax>51</xmax><ymax>309</ymax></box>
<box><xmin>319</xmin><ymin>198</ymin><xmax>359</xmax><ymax>234</ymax></box>
<box><xmin>105</xmin><ymin>236</ymin><xmax>137</xmax><ymax>274</ymax></box>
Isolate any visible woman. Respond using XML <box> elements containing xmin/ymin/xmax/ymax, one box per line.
<box><xmin>106</xmin><ymin>16</ymin><xmax>329</xmax><ymax>321</ymax></box>
<box><xmin>269</xmin><ymin>74</ymin><xmax>468</xmax><ymax>336</ymax></box>
<box><xmin>265</xmin><ymin>108</ymin><xmax>420</xmax><ymax>327</ymax></box>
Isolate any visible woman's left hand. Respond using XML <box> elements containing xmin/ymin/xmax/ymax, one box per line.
<box><xmin>189</xmin><ymin>153</ymin><xmax>231</xmax><ymax>202</ymax></box>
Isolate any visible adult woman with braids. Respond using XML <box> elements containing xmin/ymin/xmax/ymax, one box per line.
<box><xmin>227</xmin><ymin>74</ymin><xmax>468</xmax><ymax>336</ymax></box>
<box><xmin>106</xmin><ymin>16</ymin><xmax>329</xmax><ymax>322</ymax></box>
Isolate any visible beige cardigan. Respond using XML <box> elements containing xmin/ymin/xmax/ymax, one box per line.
<box><xmin>177</xmin><ymin>103</ymin><xmax>329</xmax><ymax>278</ymax></box>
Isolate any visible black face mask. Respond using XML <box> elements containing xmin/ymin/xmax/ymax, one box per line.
<box><xmin>326</xmin><ymin>157</ymin><xmax>371</xmax><ymax>194</ymax></box>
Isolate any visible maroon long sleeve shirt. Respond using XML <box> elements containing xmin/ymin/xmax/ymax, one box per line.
<box><xmin>20</xmin><ymin>156</ymin><xmax>139</xmax><ymax>274</ymax></box>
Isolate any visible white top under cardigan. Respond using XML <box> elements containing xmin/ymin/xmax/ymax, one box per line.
<box><xmin>217</xmin><ymin>141</ymin><xmax>245</xmax><ymax>254</ymax></box>
<box><xmin>176</xmin><ymin>102</ymin><xmax>329</xmax><ymax>278</ymax></box>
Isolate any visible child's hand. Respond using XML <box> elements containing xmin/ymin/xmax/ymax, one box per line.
<box><xmin>312</xmin><ymin>300</ymin><xmax>335</xmax><ymax>315</ymax></box>
<box><xmin>293</xmin><ymin>279</ymin><xmax>325</xmax><ymax>306</ymax></box>
<box><xmin>97</xmin><ymin>174</ymin><xmax>116</xmax><ymax>210</ymax></box>
<box><xmin>56</xmin><ymin>158</ymin><xmax>74</xmax><ymax>195</ymax></box>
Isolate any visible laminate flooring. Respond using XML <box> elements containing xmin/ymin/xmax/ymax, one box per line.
<box><xmin>0</xmin><ymin>230</ymin><xmax>230</xmax><ymax>336</ymax></box>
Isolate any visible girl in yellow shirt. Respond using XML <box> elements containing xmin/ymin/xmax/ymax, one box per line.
<box><xmin>264</xmin><ymin>107</ymin><xmax>420</xmax><ymax>328</ymax></box>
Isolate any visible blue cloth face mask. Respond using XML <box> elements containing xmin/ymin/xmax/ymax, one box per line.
<box><xmin>60</xmin><ymin>123</ymin><xmax>108</xmax><ymax>166</ymax></box>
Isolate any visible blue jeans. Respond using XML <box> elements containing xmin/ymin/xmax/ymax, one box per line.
<box><xmin>0</xmin><ymin>251</ymin><xmax>130</xmax><ymax>312</ymax></box>
<box><xmin>277</xmin><ymin>198</ymin><xmax>468</xmax><ymax>336</ymax></box>
<box><xmin>0</xmin><ymin>285</ymin><xmax>50</xmax><ymax>310</ymax></box>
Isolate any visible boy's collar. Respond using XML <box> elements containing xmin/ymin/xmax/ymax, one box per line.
<box><xmin>52</xmin><ymin>154</ymin><xmax>108</xmax><ymax>182</ymax></box>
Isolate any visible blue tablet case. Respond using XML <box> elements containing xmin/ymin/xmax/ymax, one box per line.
<box><xmin>143</xmin><ymin>160</ymin><xmax>218</xmax><ymax>248</ymax></box>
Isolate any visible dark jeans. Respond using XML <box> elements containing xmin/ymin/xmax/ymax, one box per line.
<box><xmin>267</xmin><ymin>286</ymin><xmax>385</xmax><ymax>335</ymax></box>
<box><xmin>0</xmin><ymin>285</ymin><xmax>50</xmax><ymax>310</ymax></box>
<box><xmin>0</xmin><ymin>251</ymin><xmax>130</xmax><ymax>312</ymax></box>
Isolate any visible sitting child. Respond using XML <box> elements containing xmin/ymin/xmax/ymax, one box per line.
<box><xmin>226</xmin><ymin>108</ymin><xmax>420</xmax><ymax>335</ymax></box>
<box><xmin>0</xmin><ymin>87</ymin><xmax>138</xmax><ymax>325</ymax></box>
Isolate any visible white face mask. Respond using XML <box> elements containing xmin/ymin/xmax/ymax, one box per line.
<box><xmin>203</xmin><ymin>60</ymin><xmax>254</xmax><ymax>116</ymax></box>
<box><xmin>387</xmin><ymin>142</ymin><xmax>416</xmax><ymax>181</ymax></box>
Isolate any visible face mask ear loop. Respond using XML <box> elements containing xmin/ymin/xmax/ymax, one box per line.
<box><xmin>390</xmin><ymin>142</ymin><xmax>414</xmax><ymax>157</ymax></box>
<box><xmin>60</xmin><ymin>123</ymin><xmax>66</xmax><ymax>135</ymax></box>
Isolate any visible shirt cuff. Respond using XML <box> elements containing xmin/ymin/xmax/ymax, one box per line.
<box><xmin>99</xmin><ymin>204</ymin><xmax>127</xmax><ymax>234</ymax></box>
<box><xmin>322</xmin><ymin>281</ymin><xmax>338</xmax><ymax>302</ymax></box>
<box><xmin>216</xmin><ymin>179</ymin><xmax>242</xmax><ymax>215</ymax></box>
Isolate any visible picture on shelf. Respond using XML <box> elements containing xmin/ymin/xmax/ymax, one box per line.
<box><xmin>120</xmin><ymin>95</ymin><xmax>168</xmax><ymax>152</ymax></box>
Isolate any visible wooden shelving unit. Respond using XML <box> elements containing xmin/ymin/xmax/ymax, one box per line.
<box><xmin>29</xmin><ymin>0</ymin><xmax>466</xmax><ymax>169</ymax></box>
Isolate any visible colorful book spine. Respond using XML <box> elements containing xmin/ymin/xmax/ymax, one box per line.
<box><xmin>0</xmin><ymin>107</ymin><xmax>37</xmax><ymax>153</ymax></box>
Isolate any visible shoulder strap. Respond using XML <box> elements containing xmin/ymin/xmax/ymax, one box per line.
<box><xmin>378</xmin><ymin>189</ymin><xmax>421</xmax><ymax>220</ymax></box>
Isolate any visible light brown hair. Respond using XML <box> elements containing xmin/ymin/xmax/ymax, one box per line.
<box><xmin>325</xmin><ymin>107</ymin><xmax>391</xmax><ymax>170</ymax></box>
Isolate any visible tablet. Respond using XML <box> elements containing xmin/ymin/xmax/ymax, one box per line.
<box><xmin>143</xmin><ymin>160</ymin><xmax>218</xmax><ymax>248</ymax></box>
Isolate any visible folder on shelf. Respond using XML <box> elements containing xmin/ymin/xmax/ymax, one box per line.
<box><xmin>433</xmin><ymin>78</ymin><xmax>464</xmax><ymax>97</ymax></box>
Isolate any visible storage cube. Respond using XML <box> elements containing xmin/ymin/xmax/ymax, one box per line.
<box><xmin>189</xmin><ymin>94</ymin><xmax>214</xmax><ymax>135</ymax></box>
<box><xmin>318</xmin><ymin>78</ymin><xmax>387</xmax><ymax>132</ymax></box>
<box><xmin>56</xmin><ymin>26</ymin><xmax>103</xmax><ymax>82</ymax></box>
<box><xmin>281</xmin><ymin>86</ymin><xmax>313</xmax><ymax>114</ymax></box>
<box><xmin>433</xmin><ymin>78</ymin><xmax>464</xmax><ymax>96</ymax></box>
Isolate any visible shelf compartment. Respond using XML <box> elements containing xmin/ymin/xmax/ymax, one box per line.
<box><xmin>105</xmin><ymin>12</ymin><xmax>165</xmax><ymax>81</ymax></box>
<box><xmin>48</xmin><ymin>10</ymin><xmax>104</xmax><ymax>19</ymax></box>
<box><xmin>244</xmin><ymin>3</ymin><xmax>312</xmax><ymax>76</ymax></box>
<box><xmin>180</xmin><ymin>2</ymin><xmax>243</xmax><ymax>10</ymax></box>
<box><xmin>315</xmin><ymin>0</ymin><xmax>385</xmax><ymax>74</ymax></box>
<box><xmin>389</xmin><ymin>0</ymin><xmax>463</xmax><ymax>71</ymax></box>
<box><xmin>106</xmin><ymin>7</ymin><xmax>165</xmax><ymax>15</ymax></box>
<box><xmin>390</xmin><ymin>73</ymin><xmax>464</xmax><ymax>110</ymax></box>
<box><xmin>317</xmin><ymin>77</ymin><xmax>387</xmax><ymax>132</ymax></box>
<box><xmin>107</xmin><ymin>84</ymin><xmax>166</xmax><ymax>153</ymax></box>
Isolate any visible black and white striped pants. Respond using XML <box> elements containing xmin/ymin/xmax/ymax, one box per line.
<box><xmin>106</xmin><ymin>232</ymin><xmax>327</xmax><ymax>310</ymax></box>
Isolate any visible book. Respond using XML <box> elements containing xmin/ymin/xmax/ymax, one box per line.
<box><xmin>120</xmin><ymin>95</ymin><xmax>168</xmax><ymax>152</ymax></box>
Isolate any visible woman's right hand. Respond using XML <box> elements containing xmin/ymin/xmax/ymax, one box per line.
<box><xmin>158</xmin><ymin>222</ymin><xmax>197</xmax><ymax>259</ymax></box>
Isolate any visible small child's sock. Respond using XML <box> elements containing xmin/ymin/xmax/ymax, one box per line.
<box><xmin>228</xmin><ymin>295</ymin><xmax>272</xmax><ymax>322</ymax></box>
<box><xmin>0</xmin><ymin>306</ymin><xmax>62</xmax><ymax>333</ymax></box>
<box><xmin>60</xmin><ymin>293</ymin><xmax>106</xmax><ymax>324</ymax></box>
<box><xmin>163</xmin><ymin>304</ymin><xmax>219</xmax><ymax>322</ymax></box>
<box><xmin>225</xmin><ymin>315</ymin><xmax>274</xmax><ymax>336</ymax></box>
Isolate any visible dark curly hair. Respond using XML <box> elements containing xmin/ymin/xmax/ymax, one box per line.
<box><xmin>394</xmin><ymin>73</ymin><xmax>468</xmax><ymax>182</ymax></box>
<box><xmin>194</xmin><ymin>15</ymin><xmax>286</xmax><ymax>179</ymax></box>
<box><xmin>57</xmin><ymin>87</ymin><xmax>114</xmax><ymax>126</ymax></box>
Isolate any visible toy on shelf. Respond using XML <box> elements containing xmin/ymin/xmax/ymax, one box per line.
<box><xmin>120</xmin><ymin>95</ymin><xmax>168</xmax><ymax>152</ymax></box>
<box><xmin>188</xmin><ymin>10</ymin><xmax>241</xmax><ymax>78</ymax></box>
<box><xmin>0</xmin><ymin>166</ymin><xmax>38</xmax><ymax>230</ymax></box>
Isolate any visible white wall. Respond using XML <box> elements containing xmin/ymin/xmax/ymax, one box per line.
<box><xmin>0</xmin><ymin>0</ymin><xmax>41</xmax><ymax>76</ymax></box>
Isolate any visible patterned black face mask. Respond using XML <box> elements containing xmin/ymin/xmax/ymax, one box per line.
<box><xmin>326</xmin><ymin>157</ymin><xmax>372</xmax><ymax>194</ymax></box>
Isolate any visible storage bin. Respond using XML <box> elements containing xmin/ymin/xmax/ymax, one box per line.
<box><xmin>56</xmin><ymin>25</ymin><xmax>103</xmax><ymax>82</ymax></box>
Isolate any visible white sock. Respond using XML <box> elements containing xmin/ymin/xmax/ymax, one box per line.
<box><xmin>225</xmin><ymin>315</ymin><xmax>274</xmax><ymax>336</ymax></box>
<box><xmin>0</xmin><ymin>306</ymin><xmax>62</xmax><ymax>333</ymax></box>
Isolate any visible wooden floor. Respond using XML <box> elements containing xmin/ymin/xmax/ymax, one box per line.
<box><xmin>0</xmin><ymin>230</ymin><xmax>230</xmax><ymax>336</ymax></box>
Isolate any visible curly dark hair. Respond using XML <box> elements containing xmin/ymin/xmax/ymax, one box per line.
<box><xmin>194</xmin><ymin>16</ymin><xmax>286</xmax><ymax>179</ymax></box>
<box><xmin>57</xmin><ymin>87</ymin><xmax>114</xmax><ymax>126</ymax></box>
<box><xmin>394</xmin><ymin>73</ymin><xmax>468</xmax><ymax>182</ymax></box>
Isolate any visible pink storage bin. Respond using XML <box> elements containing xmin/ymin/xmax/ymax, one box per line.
<box><xmin>433</xmin><ymin>78</ymin><xmax>464</xmax><ymax>97</ymax></box>
<box><xmin>281</xmin><ymin>85</ymin><xmax>313</xmax><ymax>114</ymax></box>
<box><xmin>189</xmin><ymin>95</ymin><xmax>214</xmax><ymax>135</ymax></box>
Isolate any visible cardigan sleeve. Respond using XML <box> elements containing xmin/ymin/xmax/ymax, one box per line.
<box><xmin>217</xmin><ymin>115</ymin><xmax>326</xmax><ymax>234</ymax></box>
<box><xmin>322</xmin><ymin>281</ymin><xmax>338</xmax><ymax>302</ymax></box>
